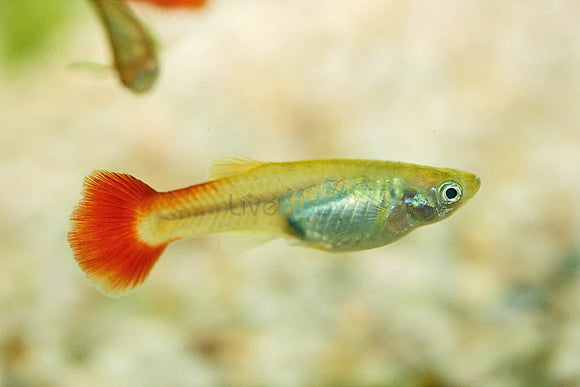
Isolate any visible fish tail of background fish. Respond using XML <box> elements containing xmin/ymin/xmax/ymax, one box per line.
<box><xmin>130</xmin><ymin>0</ymin><xmax>207</xmax><ymax>8</ymax></box>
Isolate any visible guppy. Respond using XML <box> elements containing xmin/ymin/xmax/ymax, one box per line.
<box><xmin>89</xmin><ymin>0</ymin><xmax>159</xmax><ymax>93</ymax></box>
<box><xmin>68</xmin><ymin>158</ymin><xmax>480</xmax><ymax>296</ymax></box>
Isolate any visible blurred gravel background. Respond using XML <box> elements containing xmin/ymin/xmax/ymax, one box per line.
<box><xmin>1</xmin><ymin>0</ymin><xmax>579</xmax><ymax>385</ymax></box>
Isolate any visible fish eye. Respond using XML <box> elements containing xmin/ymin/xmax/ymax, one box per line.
<box><xmin>438</xmin><ymin>181</ymin><xmax>462</xmax><ymax>205</ymax></box>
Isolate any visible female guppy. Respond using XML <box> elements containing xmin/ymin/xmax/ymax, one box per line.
<box><xmin>89</xmin><ymin>0</ymin><xmax>159</xmax><ymax>93</ymax></box>
<box><xmin>68</xmin><ymin>158</ymin><xmax>480</xmax><ymax>296</ymax></box>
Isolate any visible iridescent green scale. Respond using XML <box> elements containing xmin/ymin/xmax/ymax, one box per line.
<box><xmin>282</xmin><ymin>178</ymin><xmax>404</xmax><ymax>251</ymax></box>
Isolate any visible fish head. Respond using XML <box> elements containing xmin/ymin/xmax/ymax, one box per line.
<box><xmin>401</xmin><ymin>166</ymin><xmax>480</xmax><ymax>228</ymax></box>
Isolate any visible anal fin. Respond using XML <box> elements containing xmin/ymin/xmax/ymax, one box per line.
<box><xmin>219</xmin><ymin>232</ymin><xmax>278</xmax><ymax>252</ymax></box>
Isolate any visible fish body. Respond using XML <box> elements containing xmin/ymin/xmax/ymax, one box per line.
<box><xmin>89</xmin><ymin>0</ymin><xmax>159</xmax><ymax>93</ymax></box>
<box><xmin>69</xmin><ymin>158</ymin><xmax>480</xmax><ymax>296</ymax></box>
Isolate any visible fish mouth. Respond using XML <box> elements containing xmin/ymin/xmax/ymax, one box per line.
<box><xmin>466</xmin><ymin>175</ymin><xmax>481</xmax><ymax>198</ymax></box>
<box><xmin>473</xmin><ymin>176</ymin><xmax>481</xmax><ymax>194</ymax></box>
<box><xmin>461</xmin><ymin>173</ymin><xmax>481</xmax><ymax>198</ymax></box>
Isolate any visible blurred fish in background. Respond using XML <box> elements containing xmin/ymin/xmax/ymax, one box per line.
<box><xmin>0</xmin><ymin>0</ymin><xmax>207</xmax><ymax>93</ymax></box>
<box><xmin>88</xmin><ymin>0</ymin><xmax>160</xmax><ymax>93</ymax></box>
<box><xmin>87</xmin><ymin>0</ymin><xmax>207</xmax><ymax>93</ymax></box>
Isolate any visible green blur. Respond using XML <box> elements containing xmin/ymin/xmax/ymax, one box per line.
<box><xmin>0</xmin><ymin>0</ymin><xmax>74</xmax><ymax>68</ymax></box>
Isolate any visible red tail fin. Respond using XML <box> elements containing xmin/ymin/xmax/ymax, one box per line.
<box><xmin>130</xmin><ymin>0</ymin><xmax>207</xmax><ymax>8</ymax></box>
<box><xmin>68</xmin><ymin>170</ymin><xmax>169</xmax><ymax>297</ymax></box>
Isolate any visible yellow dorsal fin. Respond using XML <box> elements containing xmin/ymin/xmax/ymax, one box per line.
<box><xmin>208</xmin><ymin>157</ymin><xmax>265</xmax><ymax>179</ymax></box>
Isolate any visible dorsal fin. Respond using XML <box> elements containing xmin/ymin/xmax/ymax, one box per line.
<box><xmin>208</xmin><ymin>157</ymin><xmax>265</xmax><ymax>179</ymax></box>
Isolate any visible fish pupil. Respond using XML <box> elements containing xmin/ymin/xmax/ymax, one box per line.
<box><xmin>445</xmin><ymin>187</ymin><xmax>458</xmax><ymax>200</ymax></box>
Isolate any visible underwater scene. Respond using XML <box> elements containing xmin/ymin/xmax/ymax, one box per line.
<box><xmin>1</xmin><ymin>0</ymin><xmax>579</xmax><ymax>385</ymax></box>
